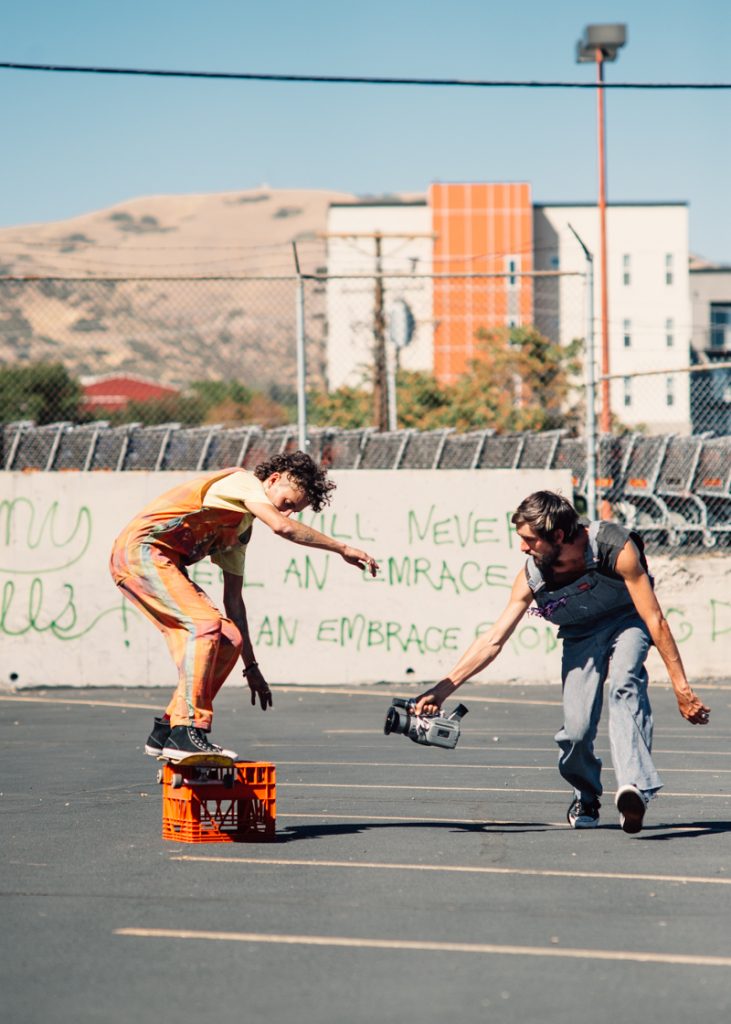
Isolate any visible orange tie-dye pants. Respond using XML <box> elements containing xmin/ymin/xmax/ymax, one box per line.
<box><xmin>110</xmin><ymin>539</ymin><xmax>242</xmax><ymax>729</ymax></box>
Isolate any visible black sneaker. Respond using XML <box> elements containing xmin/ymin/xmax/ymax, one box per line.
<box><xmin>615</xmin><ymin>785</ymin><xmax>648</xmax><ymax>834</ymax></box>
<box><xmin>144</xmin><ymin>716</ymin><xmax>171</xmax><ymax>757</ymax></box>
<box><xmin>202</xmin><ymin>732</ymin><xmax>238</xmax><ymax>760</ymax></box>
<box><xmin>567</xmin><ymin>797</ymin><xmax>601</xmax><ymax>829</ymax></box>
<box><xmin>162</xmin><ymin>725</ymin><xmax>222</xmax><ymax>762</ymax></box>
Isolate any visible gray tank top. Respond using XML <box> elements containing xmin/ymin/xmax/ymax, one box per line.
<box><xmin>525</xmin><ymin>521</ymin><xmax>646</xmax><ymax>638</ymax></box>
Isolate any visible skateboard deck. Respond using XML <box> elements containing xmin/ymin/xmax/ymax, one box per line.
<box><xmin>156</xmin><ymin>752</ymin><xmax>236</xmax><ymax>788</ymax></box>
<box><xmin>157</xmin><ymin>753</ymin><xmax>235</xmax><ymax>768</ymax></box>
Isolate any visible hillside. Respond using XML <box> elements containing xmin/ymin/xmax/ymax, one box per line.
<box><xmin>0</xmin><ymin>188</ymin><xmax>361</xmax><ymax>391</ymax></box>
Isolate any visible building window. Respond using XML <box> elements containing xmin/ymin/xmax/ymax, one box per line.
<box><xmin>623</xmin><ymin>377</ymin><xmax>632</xmax><ymax>407</ymax></box>
<box><xmin>710</xmin><ymin>303</ymin><xmax>731</xmax><ymax>349</ymax></box>
<box><xmin>623</xmin><ymin>319</ymin><xmax>632</xmax><ymax>348</ymax></box>
<box><xmin>666</xmin><ymin>376</ymin><xmax>675</xmax><ymax>407</ymax></box>
<box><xmin>622</xmin><ymin>254</ymin><xmax>631</xmax><ymax>286</ymax></box>
<box><xmin>665</xmin><ymin>318</ymin><xmax>674</xmax><ymax>348</ymax></box>
<box><xmin>505</xmin><ymin>256</ymin><xmax>518</xmax><ymax>288</ymax></box>
<box><xmin>665</xmin><ymin>253</ymin><xmax>673</xmax><ymax>285</ymax></box>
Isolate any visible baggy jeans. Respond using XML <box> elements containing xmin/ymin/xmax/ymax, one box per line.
<box><xmin>554</xmin><ymin>612</ymin><xmax>663</xmax><ymax>803</ymax></box>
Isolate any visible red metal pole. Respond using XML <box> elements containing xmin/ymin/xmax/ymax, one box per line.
<box><xmin>596</xmin><ymin>50</ymin><xmax>611</xmax><ymax>435</ymax></box>
<box><xmin>596</xmin><ymin>49</ymin><xmax>613</xmax><ymax>519</ymax></box>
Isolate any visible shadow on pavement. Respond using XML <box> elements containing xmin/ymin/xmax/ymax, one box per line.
<box><xmin>277</xmin><ymin>820</ymin><xmax>559</xmax><ymax>842</ymax></box>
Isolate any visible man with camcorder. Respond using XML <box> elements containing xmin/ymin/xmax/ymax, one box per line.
<box><xmin>412</xmin><ymin>490</ymin><xmax>710</xmax><ymax>834</ymax></box>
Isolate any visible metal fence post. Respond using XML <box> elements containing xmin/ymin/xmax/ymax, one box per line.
<box><xmin>569</xmin><ymin>224</ymin><xmax>597</xmax><ymax>520</ymax></box>
<box><xmin>292</xmin><ymin>243</ymin><xmax>307</xmax><ymax>452</ymax></box>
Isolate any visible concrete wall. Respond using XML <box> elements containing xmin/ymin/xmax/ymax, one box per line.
<box><xmin>1</xmin><ymin>469</ymin><xmax>729</xmax><ymax>690</ymax></box>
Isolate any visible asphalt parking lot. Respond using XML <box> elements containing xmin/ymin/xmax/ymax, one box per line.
<box><xmin>2</xmin><ymin>679</ymin><xmax>731</xmax><ymax>1024</ymax></box>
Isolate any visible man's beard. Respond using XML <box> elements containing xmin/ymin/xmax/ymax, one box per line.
<box><xmin>534</xmin><ymin>542</ymin><xmax>562</xmax><ymax>569</ymax></box>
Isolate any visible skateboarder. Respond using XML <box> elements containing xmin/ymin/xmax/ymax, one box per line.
<box><xmin>110</xmin><ymin>451</ymin><xmax>379</xmax><ymax>762</ymax></box>
<box><xmin>412</xmin><ymin>490</ymin><xmax>710</xmax><ymax>834</ymax></box>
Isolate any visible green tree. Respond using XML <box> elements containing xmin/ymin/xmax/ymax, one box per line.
<box><xmin>448</xmin><ymin>326</ymin><xmax>583</xmax><ymax>433</ymax></box>
<box><xmin>109</xmin><ymin>393</ymin><xmax>208</xmax><ymax>426</ymax></box>
<box><xmin>309</xmin><ymin>384</ymin><xmax>372</xmax><ymax>429</ymax></box>
<box><xmin>0</xmin><ymin>362</ymin><xmax>84</xmax><ymax>424</ymax></box>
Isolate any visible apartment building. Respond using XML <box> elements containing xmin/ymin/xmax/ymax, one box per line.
<box><xmin>326</xmin><ymin>185</ymin><xmax>693</xmax><ymax>433</ymax></box>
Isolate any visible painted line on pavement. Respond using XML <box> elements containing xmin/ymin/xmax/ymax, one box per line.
<box><xmin>278</xmin><ymin>759</ymin><xmax>731</xmax><ymax>775</ymax></box>
<box><xmin>282</xmin><ymin>781</ymin><xmax>730</xmax><ymax>798</ymax></box>
<box><xmin>275</xmin><ymin>811</ymin><xmax>715</xmax><ymax>833</ymax></box>
<box><xmin>170</xmin><ymin>854</ymin><xmax>731</xmax><ymax>887</ymax></box>
<box><xmin>113</xmin><ymin>928</ymin><xmax>731</xmax><ymax>967</ymax></box>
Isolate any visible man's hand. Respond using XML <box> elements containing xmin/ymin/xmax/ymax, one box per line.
<box><xmin>412</xmin><ymin>679</ymin><xmax>458</xmax><ymax>716</ymax></box>
<box><xmin>244</xmin><ymin>664</ymin><xmax>273</xmax><ymax>711</ymax></box>
<box><xmin>341</xmin><ymin>545</ymin><xmax>379</xmax><ymax>577</ymax></box>
<box><xmin>676</xmin><ymin>689</ymin><xmax>710</xmax><ymax>725</ymax></box>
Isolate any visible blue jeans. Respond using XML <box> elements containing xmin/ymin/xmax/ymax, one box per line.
<box><xmin>554</xmin><ymin>612</ymin><xmax>663</xmax><ymax>803</ymax></box>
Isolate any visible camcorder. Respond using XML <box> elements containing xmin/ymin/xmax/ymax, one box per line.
<box><xmin>383</xmin><ymin>697</ymin><xmax>469</xmax><ymax>749</ymax></box>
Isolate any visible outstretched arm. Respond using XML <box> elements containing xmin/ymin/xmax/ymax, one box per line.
<box><xmin>246</xmin><ymin>500</ymin><xmax>379</xmax><ymax>577</ymax></box>
<box><xmin>616</xmin><ymin>541</ymin><xmax>710</xmax><ymax>725</ymax></box>
<box><xmin>414</xmin><ymin>569</ymin><xmax>533</xmax><ymax>714</ymax></box>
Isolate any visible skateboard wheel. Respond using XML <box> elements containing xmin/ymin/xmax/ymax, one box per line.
<box><xmin>156</xmin><ymin>768</ymin><xmax>164</xmax><ymax>785</ymax></box>
<box><xmin>223</xmin><ymin>773</ymin><xmax>234</xmax><ymax>788</ymax></box>
<box><xmin>171</xmin><ymin>772</ymin><xmax>184</xmax><ymax>789</ymax></box>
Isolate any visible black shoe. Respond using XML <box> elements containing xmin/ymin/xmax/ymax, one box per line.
<box><xmin>144</xmin><ymin>716</ymin><xmax>171</xmax><ymax>757</ymax></box>
<box><xmin>615</xmin><ymin>785</ymin><xmax>648</xmax><ymax>834</ymax></box>
<box><xmin>202</xmin><ymin>731</ymin><xmax>238</xmax><ymax>760</ymax></box>
<box><xmin>567</xmin><ymin>796</ymin><xmax>601</xmax><ymax>829</ymax></box>
<box><xmin>161</xmin><ymin>726</ymin><xmax>221</xmax><ymax>762</ymax></box>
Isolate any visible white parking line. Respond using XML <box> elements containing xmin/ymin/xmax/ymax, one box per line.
<box><xmin>113</xmin><ymin>928</ymin><xmax>731</xmax><ymax>967</ymax></box>
<box><xmin>170</xmin><ymin>854</ymin><xmax>731</xmax><ymax>887</ymax></box>
<box><xmin>281</xmin><ymin>781</ymin><xmax>730</xmax><ymax>798</ymax></box>
<box><xmin>275</xmin><ymin>811</ymin><xmax>715</xmax><ymax>832</ymax></box>
<box><xmin>277</xmin><ymin>760</ymin><xmax>731</xmax><ymax>774</ymax></box>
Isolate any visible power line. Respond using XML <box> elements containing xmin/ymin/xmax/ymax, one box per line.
<box><xmin>1</xmin><ymin>61</ymin><xmax>730</xmax><ymax>89</ymax></box>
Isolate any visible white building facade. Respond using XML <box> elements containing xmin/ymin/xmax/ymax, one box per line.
<box><xmin>327</xmin><ymin>193</ymin><xmax>694</xmax><ymax>433</ymax></box>
<box><xmin>534</xmin><ymin>202</ymin><xmax>692</xmax><ymax>434</ymax></box>
<box><xmin>326</xmin><ymin>202</ymin><xmax>433</xmax><ymax>390</ymax></box>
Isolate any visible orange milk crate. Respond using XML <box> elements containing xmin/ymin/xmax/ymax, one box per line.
<box><xmin>161</xmin><ymin>761</ymin><xmax>276</xmax><ymax>843</ymax></box>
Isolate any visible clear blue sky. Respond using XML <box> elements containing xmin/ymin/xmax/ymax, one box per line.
<box><xmin>2</xmin><ymin>0</ymin><xmax>729</xmax><ymax>260</ymax></box>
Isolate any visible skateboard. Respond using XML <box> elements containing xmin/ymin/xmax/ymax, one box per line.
<box><xmin>156</xmin><ymin>752</ymin><xmax>236</xmax><ymax>789</ymax></box>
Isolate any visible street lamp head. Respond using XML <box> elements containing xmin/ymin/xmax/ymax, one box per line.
<box><xmin>576</xmin><ymin>23</ymin><xmax>627</xmax><ymax>63</ymax></box>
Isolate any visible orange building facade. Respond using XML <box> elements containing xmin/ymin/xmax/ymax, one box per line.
<box><xmin>430</xmin><ymin>182</ymin><xmax>534</xmax><ymax>382</ymax></box>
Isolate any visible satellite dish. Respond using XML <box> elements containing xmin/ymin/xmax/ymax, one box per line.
<box><xmin>388</xmin><ymin>298</ymin><xmax>415</xmax><ymax>349</ymax></box>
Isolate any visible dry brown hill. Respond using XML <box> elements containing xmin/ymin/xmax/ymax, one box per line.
<box><xmin>0</xmin><ymin>188</ymin><xmax>361</xmax><ymax>390</ymax></box>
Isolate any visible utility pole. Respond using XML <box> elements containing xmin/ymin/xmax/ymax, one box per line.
<box><xmin>323</xmin><ymin>230</ymin><xmax>433</xmax><ymax>432</ymax></box>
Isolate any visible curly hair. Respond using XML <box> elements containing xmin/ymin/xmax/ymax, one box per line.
<box><xmin>254</xmin><ymin>451</ymin><xmax>336</xmax><ymax>513</ymax></box>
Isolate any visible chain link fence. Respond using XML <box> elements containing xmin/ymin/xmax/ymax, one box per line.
<box><xmin>1</xmin><ymin>271</ymin><xmax>729</xmax><ymax>550</ymax></box>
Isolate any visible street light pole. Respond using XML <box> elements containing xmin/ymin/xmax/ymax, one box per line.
<box><xmin>576</xmin><ymin>24</ymin><xmax>627</xmax><ymax>436</ymax></box>
<box><xmin>595</xmin><ymin>49</ymin><xmax>611</xmax><ymax>435</ymax></box>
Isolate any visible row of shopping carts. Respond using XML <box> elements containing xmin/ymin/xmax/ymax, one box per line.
<box><xmin>2</xmin><ymin>421</ymin><xmax>730</xmax><ymax>547</ymax></box>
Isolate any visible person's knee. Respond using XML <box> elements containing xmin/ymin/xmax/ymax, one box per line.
<box><xmin>561</xmin><ymin>709</ymin><xmax>593</xmax><ymax>743</ymax></box>
<box><xmin>191</xmin><ymin>616</ymin><xmax>224</xmax><ymax>643</ymax></box>
<box><xmin>222</xmin><ymin>621</ymin><xmax>243</xmax><ymax>657</ymax></box>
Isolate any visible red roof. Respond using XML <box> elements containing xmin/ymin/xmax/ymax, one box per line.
<box><xmin>81</xmin><ymin>374</ymin><xmax>180</xmax><ymax>412</ymax></box>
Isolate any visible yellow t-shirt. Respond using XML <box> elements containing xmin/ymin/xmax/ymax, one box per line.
<box><xmin>204</xmin><ymin>470</ymin><xmax>273</xmax><ymax>575</ymax></box>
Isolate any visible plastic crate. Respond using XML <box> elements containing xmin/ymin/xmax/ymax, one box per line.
<box><xmin>162</xmin><ymin>761</ymin><xmax>276</xmax><ymax>843</ymax></box>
